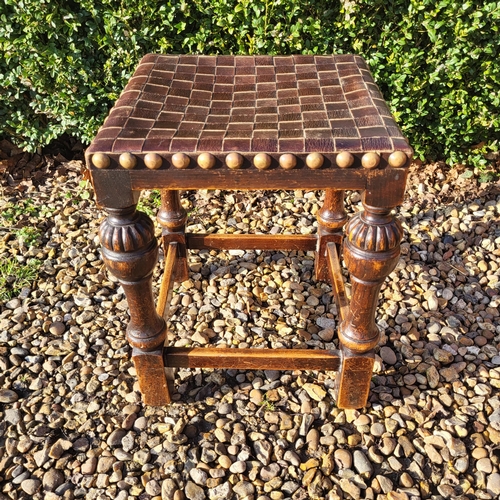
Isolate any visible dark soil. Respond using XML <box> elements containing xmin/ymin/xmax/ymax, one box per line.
<box><xmin>0</xmin><ymin>135</ymin><xmax>87</xmax><ymax>189</ymax></box>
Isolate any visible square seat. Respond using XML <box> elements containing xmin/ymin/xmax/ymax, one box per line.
<box><xmin>87</xmin><ymin>54</ymin><xmax>412</xmax><ymax>196</ymax></box>
<box><xmin>87</xmin><ymin>54</ymin><xmax>413</xmax><ymax>409</ymax></box>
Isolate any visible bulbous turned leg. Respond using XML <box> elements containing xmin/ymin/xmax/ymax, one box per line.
<box><xmin>100</xmin><ymin>205</ymin><xmax>170</xmax><ymax>405</ymax></box>
<box><xmin>336</xmin><ymin>204</ymin><xmax>403</xmax><ymax>409</ymax></box>
<box><xmin>157</xmin><ymin>190</ymin><xmax>188</xmax><ymax>283</ymax></box>
<box><xmin>315</xmin><ymin>189</ymin><xmax>347</xmax><ymax>281</ymax></box>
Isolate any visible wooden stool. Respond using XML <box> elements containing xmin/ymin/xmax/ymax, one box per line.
<box><xmin>86</xmin><ymin>55</ymin><xmax>412</xmax><ymax>409</ymax></box>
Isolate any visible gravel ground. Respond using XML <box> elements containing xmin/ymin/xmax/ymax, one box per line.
<box><xmin>0</xmin><ymin>159</ymin><xmax>499</xmax><ymax>500</ymax></box>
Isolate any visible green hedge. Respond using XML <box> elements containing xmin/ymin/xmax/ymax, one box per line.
<box><xmin>1</xmin><ymin>0</ymin><xmax>499</xmax><ymax>168</ymax></box>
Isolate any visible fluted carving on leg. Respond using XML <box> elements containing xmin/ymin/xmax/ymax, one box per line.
<box><xmin>340</xmin><ymin>204</ymin><xmax>402</xmax><ymax>352</ymax></box>
<box><xmin>336</xmin><ymin>203</ymin><xmax>402</xmax><ymax>409</ymax></box>
<box><xmin>100</xmin><ymin>206</ymin><xmax>166</xmax><ymax>351</ymax></box>
<box><xmin>345</xmin><ymin>206</ymin><xmax>403</xmax><ymax>253</ymax></box>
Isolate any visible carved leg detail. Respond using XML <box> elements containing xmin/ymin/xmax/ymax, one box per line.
<box><xmin>100</xmin><ymin>206</ymin><xmax>170</xmax><ymax>405</ymax></box>
<box><xmin>336</xmin><ymin>204</ymin><xmax>403</xmax><ymax>409</ymax></box>
<box><xmin>157</xmin><ymin>190</ymin><xmax>188</xmax><ymax>283</ymax></box>
<box><xmin>316</xmin><ymin>189</ymin><xmax>347</xmax><ymax>281</ymax></box>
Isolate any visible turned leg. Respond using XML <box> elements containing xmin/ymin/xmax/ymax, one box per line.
<box><xmin>336</xmin><ymin>203</ymin><xmax>403</xmax><ymax>408</ymax></box>
<box><xmin>157</xmin><ymin>190</ymin><xmax>189</xmax><ymax>283</ymax></box>
<box><xmin>100</xmin><ymin>205</ymin><xmax>170</xmax><ymax>405</ymax></box>
<box><xmin>316</xmin><ymin>189</ymin><xmax>347</xmax><ymax>281</ymax></box>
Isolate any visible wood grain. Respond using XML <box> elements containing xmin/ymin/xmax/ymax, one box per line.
<box><xmin>156</xmin><ymin>242</ymin><xmax>177</xmax><ymax>319</ymax></box>
<box><xmin>186</xmin><ymin>233</ymin><xmax>317</xmax><ymax>251</ymax></box>
<box><xmin>335</xmin><ymin>352</ymin><xmax>374</xmax><ymax>409</ymax></box>
<box><xmin>363</xmin><ymin>168</ymin><xmax>409</xmax><ymax>208</ymax></box>
<box><xmin>130</xmin><ymin>167</ymin><xmax>367</xmax><ymax>191</ymax></box>
<box><xmin>164</xmin><ymin>347</ymin><xmax>341</xmax><ymax>371</ymax></box>
<box><xmin>133</xmin><ymin>348</ymin><xmax>171</xmax><ymax>405</ymax></box>
<box><xmin>326</xmin><ymin>242</ymin><xmax>349</xmax><ymax>322</ymax></box>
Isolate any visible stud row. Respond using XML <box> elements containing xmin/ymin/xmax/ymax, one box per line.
<box><xmin>91</xmin><ymin>151</ymin><xmax>408</xmax><ymax>170</ymax></box>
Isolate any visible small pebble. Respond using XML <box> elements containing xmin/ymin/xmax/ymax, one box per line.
<box><xmin>0</xmin><ymin>389</ymin><xmax>18</xmax><ymax>403</ymax></box>
<box><xmin>380</xmin><ymin>346</ymin><xmax>397</xmax><ymax>365</ymax></box>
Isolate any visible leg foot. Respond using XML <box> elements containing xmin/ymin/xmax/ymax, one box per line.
<box><xmin>132</xmin><ymin>348</ymin><xmax>170</xmax><ymax>405</ymax></box>
<box><xmin>336</xmin><ymin>347</ymin><xmax>374</xmax><ymax>409</ymax></box>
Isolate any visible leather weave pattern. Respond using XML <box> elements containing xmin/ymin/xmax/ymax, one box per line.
<box><xmin>87</xmin><ymin>54</ymin><xmax>412</xmax><ymax>156</ymax></box>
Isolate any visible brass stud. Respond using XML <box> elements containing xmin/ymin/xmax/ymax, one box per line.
<box><xmin>225</xmin><ymin>152</ymin><xmax>244</xmax><ymax>170</ymax></box>
<box><xmin>388</xmin><ymin>151</ymin><xmax>407</xmax><ymax>168</ymax></box>
<box><xmin>279</xmin><ymin>153</ymin><xmax>297</xmax><ymax>170</ymax></box>
<box><xmin>361</xmin><ymin>152</ymin><xmax>380</xmax><ymax>169</ymax></box>
<box><xmin>92</xmin><ymin>153</ymin><xmax>110</xmax><ymax>169</ymax></box>
<box><xmin>197</xmin><ymin>152</ymin><xmax>216</xmax><ymax>169</ymax></box>
<box><xmin>171</xmin><ymin>153</ymin><xmax>190</xmax><ymax>169</ymax></box>
<box><xmin>144</xmin><ymin>153</ymin><xmax>162</xmax><ymax>170</ymax></box>
<box><xmin>306</xmin><ymin>153</ymin><xmax>324</xmax><ymax>169</ymax></box>
<box><xmin>253</xmin><ymin>153</ymin><xmax>272</xmax><ymax>170</ymax></box>
<box><xmin>335</xmin><ymin>152</ymin><xmax>354</xmax><ymax>169</ymax></box>
<box><xmin>119</xmin><ymin>152</ymin><xmax>137</xmax><ymax>170</ymax></box>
